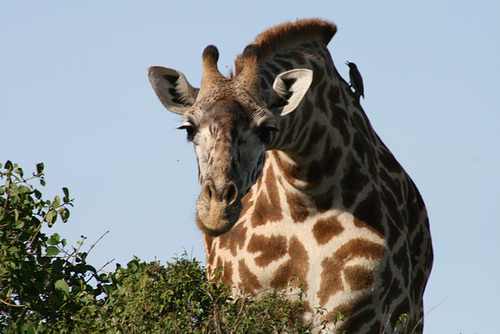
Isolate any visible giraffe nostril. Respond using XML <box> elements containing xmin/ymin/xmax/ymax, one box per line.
<box><xmin>202</xmin><ymin>181</ymin><xmax>215</xmax><ymax>201</ymax></box>
<box><xmin>202</xmin><ymin>180</ymin><xmax>237</xmax><ymax>205</ymax></box>
<box><xmin>224</xmin><ymin>182</ymin><xmax>238</xmax><ymax>205</ymax></box>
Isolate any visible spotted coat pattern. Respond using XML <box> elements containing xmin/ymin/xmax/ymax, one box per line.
<box><xmin>149</xmin><ymin>19</ymin><xmax>433</xmax><ymax>333</ymax></box>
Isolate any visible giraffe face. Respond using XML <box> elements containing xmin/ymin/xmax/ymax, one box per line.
<box><xmin>182</xmin><ymin>95</ymin><xmax>275</xmax><ymax>235</ymax></box>
<box><xmin>148</xmin><ymin>46</ymin><xmax>312</xmax><ymax>235</ymax></box>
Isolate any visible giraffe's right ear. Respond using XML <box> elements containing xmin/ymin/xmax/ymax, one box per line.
<box><xmin>147</xmin><ymin>66</ymin><xmax>199</xmax><ymax>115</ymax></box>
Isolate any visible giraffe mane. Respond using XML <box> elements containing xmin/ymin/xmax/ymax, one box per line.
<box><xmin>234</xmin><ymin>18</ymin><xmax>337</xmax><ymax>75</ymax></box>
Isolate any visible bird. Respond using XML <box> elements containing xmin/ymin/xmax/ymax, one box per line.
<box><xmin>346</xmin><ymin>61</ymin><xmax>364</xmax><ymax>101</ymax></box>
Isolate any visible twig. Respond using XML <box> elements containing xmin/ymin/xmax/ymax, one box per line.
<box><xmin>96</xmin><ymin>258</ymin><xmax>116</xmax><ymax>274</ymax></box>
<box><xmin>87</xmin><ymin>231</ymin><xmax>109</xmax><ymax>255</ymax></box>
<box><xmin>409</xmin><ymin>297</ymin><xmax>447</xmax><ymax>334</ymax></box>
<box><xmin>86</xmin><ymin>258</ymin><xmax>115</xmax><ymax>284</ymax></box>
<box><xmin>379</xmin><ymin>306</ymin><xmax>391</xmax><ymax>334</ymax></box>
<box><xmin>0</xmin><ymin>298</ymin><xmax>24</xmax><ymax>308</ymax></box>
<box><xmin>26</xmin><ymin>220</ymin><xmax>43</xmax><ymax>250</ymax></box>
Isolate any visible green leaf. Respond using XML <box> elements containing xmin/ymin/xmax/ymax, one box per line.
<box><xmin>45</xmin><ymin>210</ymin><xmax>57</xmax><ymax>225</ymax></box>
<box><xmin>34</xmin><ymin>189</ymin><xmax>42</xmax><ymax>199</ymax></box>
<box><xmin>13</xmin><ymin>220</ymin><xmax>25</xmax><ymax>229</ymax></box>
<box><xmin>18</xmin><ymin>185</ymin><xmax>31</xmax><ymax>194</ymax></box>
<box><xmin>36</xmin><ymin>162</ymin><xmax>44</xmax><ymax>174</ymax></box>
<box><xmin>55</xmin><ymin>279</ymin><xmax>70</xmax><ymax>294</ymax></box>
<box><xmin>51</xmin><ymin>196</ymin><xmax>61</xmax><ymax>209</ymax></box>
<box><xmin>7</xmin><ymin>246</ymin><xmax>18</xmax><ymax>254</ymax></box>
<box><xmin>62</xmin><ymin>187</ymin><xmax>70</xmax><ymax>203</ymax></box>
<box><xmin>47</xmin><ymin>233</ymin><xmax>61</xmax><ymax>245</ymax></box>
<box><xmin>127</xmin><ymin>260</ymin><xmax>139</xmax><ymax>273</ymax></box>
<box><xmin>46</xmin><ymin>246</ymin><xmax>60</xmax><ymax>256</ymax></box>
<box><xmin>58</xmin><ymin>207</ymin><xmax>70</xmax><ymax>222</ymax></box>
<box><xmin>15</xmin><ymin>167</ymin><xmax>24</xmax><ymax>178</ymax></box>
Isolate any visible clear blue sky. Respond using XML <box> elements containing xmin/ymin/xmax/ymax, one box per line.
<box><xmin>1</xmin><ymin>2</ymin><xmax>499</xmax><ymax>333</ymax></box>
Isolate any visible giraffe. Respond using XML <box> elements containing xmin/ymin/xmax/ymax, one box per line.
<box><xmin>148</xmin><ymin>19</ymin><xmax>433</xmax><ymax>333</ymax></box>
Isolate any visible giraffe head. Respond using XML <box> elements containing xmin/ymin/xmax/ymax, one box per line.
<box><xmin>148</xmin><ymin>45</ymin><xmax>312</xmax><ymax>236</ymax></box>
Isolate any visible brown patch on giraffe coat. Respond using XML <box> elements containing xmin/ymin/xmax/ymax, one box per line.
<box><xmin>352</xmin><ymin>131</ymin><xmax>373</xmax><ymax>165</ymax></box>
<box><xmin>393</xmin><ymin>240</ymin><xmax>411</xmax><ymax>285</ymax></box>
<box><xmin>272</xmin><ymin>151</ymin><xmax>301</xmax><ymax>186</ymax></box>
<box><xmin>251</xmin><ymin>166</ymin><xmax>283</xmax><ymax>227</ymax></box>
<box><xmin>312</xmin><ymin>62</ymin><xmax>328</xmax><ymax>110</ymax></box>
<box><xmin>341</xmin><ymin>154</ymin><xmax>370</xmax><ymax>209</ymax></box>
<box><xmin>328</xmin><ymin>89</ymin><xmax>351</xmax><ymax>146</ymax></box>
<box><xmin>237</xmin><ymin>259</ymin><xmax>262</xmax><ymax>294</ymax></box>
<box><xmin>274</xmin><ymin>57</ymin><xmax>294</xmax><ymax>70</ymax></box>
<box><xmin>343</xmin><ymin>266</ymin><xmax>374</xmax><ymax>291</ymax></box>
<box><xmin>307</xmin><ymin>121</ymin><xmax>327</xmax><ymax>151</ymax></box>
<box><xmin>270</xmin><ymin>236</ymin><xmax>309</xmax><ymax>291</ymax></box>
<box><xmin>378</xmin><ymin>146</ymin><xmax>402</xmax><ymax>173</ymax></box>
<box><xmin>213</xmin><ymin>257</ymin><xmax>234</xmax><ymax>287</ymax></box>
<box><xmin>285</xmin><ymin>191</ymin><xmax>309</xmax><ymax>222</ymax></box>
<box><xmin>353</xmin><ymin>190</ymin><xmax>385</xmax><ymax>238</ymax></box>
<box><xmin>295</xmin><ymin>127</ymin><xmax>310</xmax><ymax>152</ymax></box>
<box><xmin>221</xmin><ymin>261</ymin><xmax>233</xmax><ymax>286</ymax></box>
<box><xmin>351</xmin><ymin>112</ymin><xmax>375</xmax><ymax>142</ymax></box>
<box><xmin>204</xmin><ymin>235</ymin><xmax>216</xmax><ymax>269</ymax></box>
<box><xmin>321</xmin><ymin>136</ymin><xmax>343</xmax><ymax>177</ymax></box>
<box><xmin>317</xmin><ymin>260</ymin><xmax>343</xmax><ymax>306</ymax></box>
<box><xmin>306</xmin><ymin>159</ymin><xmax>325</xmax><ymax>187</ymax></box>
<box><xmin>318</xmin><ymin>238</ymin><xmax>385</xmax><ymax>306</ymax></box>
<box><xmin>298</xmin><ymin>97</ymin><xmax>314</xmax><ymax>128</ymax></box>
<box><xmin>218</xmin><ymin>221</ymin><xmax>248</xmax><ymax>256</ymax></box>
<box><xmin>239</xmin><ymin>188</ymin><xmax>253</xmax><ymax>217</ymax></box>
<box><xmin>247</xmin><ymin>234</ymin><xmax>288</xmax><ymax>267</ymax></box>
<box><xmin>312</xmin><ymin>216</ymin><xmax>344</xmax><ymax>245</ymax></box>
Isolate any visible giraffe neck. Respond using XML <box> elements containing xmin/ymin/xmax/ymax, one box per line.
<box><xmin>204</xmin><ymin>31</ymin><xmax>431</xmax><ymax>334</ymax></box>
<box><xmin>262</xmin><ymin>42</ymin><xmax>378</xmax><ymax>210</ymax></box>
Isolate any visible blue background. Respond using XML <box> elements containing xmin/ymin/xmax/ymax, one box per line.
<box><xmin>1</xmin><ymin>2</ymin><xmax>498</xmax><ymax>333</ymax></box>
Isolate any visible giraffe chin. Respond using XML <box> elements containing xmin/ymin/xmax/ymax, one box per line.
<box><xmin>195</xmin><ymin>200</ymin><xmax>242</xmax><ymax>236</ymax></box>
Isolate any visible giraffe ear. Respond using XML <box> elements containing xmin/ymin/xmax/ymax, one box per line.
<box><xmin>147</xmin><ymin>66</ymin><xmax>199</xmax><ymax>115</ymax></box>
<box><xmin>269</xmin><ymin>69</ymin><xmax>313</xmax><ymax>116</ymax></box>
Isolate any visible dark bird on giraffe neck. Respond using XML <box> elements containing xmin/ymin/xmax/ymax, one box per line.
<box><xmin>346</xmin><ymin>61</ymin><xmax>364</xmax><ymax>100</ymax></box>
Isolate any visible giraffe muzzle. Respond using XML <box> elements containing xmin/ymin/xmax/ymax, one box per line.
<box><xmin>195</xmin><ymin>180</ymin><xmax>242</xmax><ymax>236</ymax></box>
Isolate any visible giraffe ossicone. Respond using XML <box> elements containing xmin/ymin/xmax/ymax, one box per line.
<box><xmin>148</xmin><ymin>19</ymin><xmax>433</xmax><ymax>333</ymax></box>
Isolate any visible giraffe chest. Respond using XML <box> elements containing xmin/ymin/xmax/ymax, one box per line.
<box><xmin>206</xmin><ymin>202</ymin><xmax>387</xmax><ymax>305</ymax></box>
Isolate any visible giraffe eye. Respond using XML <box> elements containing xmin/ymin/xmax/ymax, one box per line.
<box><xmin>178</xmin><ymin>124</ymin><xmax>197</xmax><ymax>141</ymax></box>
<box><xmin>257</xmin><ymin>125</ymin><xmax>277</xmax><ymax>144</ymax></box>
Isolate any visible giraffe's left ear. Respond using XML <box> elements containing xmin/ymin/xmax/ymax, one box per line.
<box><xmin>267</xmin><ymin>69</ymin><xmax>313</xmax><ymax>116</ymax></box>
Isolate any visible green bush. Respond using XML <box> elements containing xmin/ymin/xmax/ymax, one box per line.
<box><xmin>0</xmin><ymin>161</ymin><xmax>313</xmax><ymax>333</ymax></box>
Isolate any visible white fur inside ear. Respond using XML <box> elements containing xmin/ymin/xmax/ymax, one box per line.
<box><xmin>272</xmin><ymin>69</ymin><xmax>313</xmax><ymax>116</ymax></box>
<box><xmin>147</xmin><ymin>66</ymin><xmax>199</xmax><ymax>115</ymax></box>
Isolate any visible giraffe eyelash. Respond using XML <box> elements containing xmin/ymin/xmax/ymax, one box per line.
<box><xmin>178</xmin><ymin>123</ymin><xmax>198</xmax><ymax>141</ymax></box>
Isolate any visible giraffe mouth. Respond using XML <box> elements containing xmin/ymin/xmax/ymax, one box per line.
<box><xmin>194</xmin><ymin>179</ymin><xmax>242</xmax><ymax>236</ymax></box>
<box><xmin>195</xmin><ymin>198</ymin><xmax>242</xmax><ymax>236</ymax></box>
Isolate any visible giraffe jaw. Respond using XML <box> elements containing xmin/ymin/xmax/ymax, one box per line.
<box><xmin>195</xmin><ymin>198</ymin><xmax>242</xmax><ymax>236</ymax></box>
